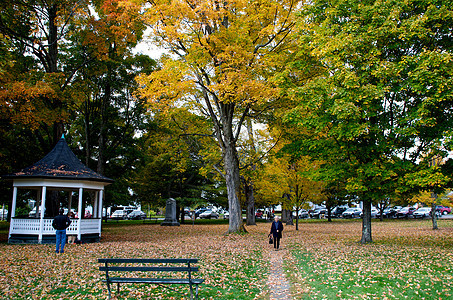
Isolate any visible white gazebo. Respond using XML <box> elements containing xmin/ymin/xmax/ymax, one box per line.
<box><xmin>4</xmin><ymin>135</ymin><xmax>113</xmax><ymax>244</ymax></box>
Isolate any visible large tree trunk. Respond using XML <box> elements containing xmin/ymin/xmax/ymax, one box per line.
<box><xmin>48</xmin><ymin>4</ymin><xmax>64</xmax><ymax>143</ymax></box>
<box><xmin>326</xmin><ymin>204</ymin><xmax>333</xmax><ymax>222</ymax></box>
<box><xmin>282</xmin><ymin>209</ymin><xmax>293</xmax><ymax>225</ymax></box>
<box><xmin>48</xmin><ymin>4</ymin><xmax>58</xmax><ymax>73</ymax></box>
<box><xmin>378</xmin><ymin>201</ymin><xmax>385</xmax><ymax>222</ymax></box>
<box><xmin>431</xmin><ymin>194</ymin><xmax>438</xmax><ymax>230</ymax></box>
<box><xmin>224</xmin><ymin>140</ymin><xmax>245</xmax><ymax>233</ymax></box>
<box><xmin>245</xmin><ymin>177</ymin><xmax>256</xmax><ymax>226</ymax></box>
<box><xmin>360</xmin><ymin>199</ymin><xmax>372</xmax><ymax>244</ymax></box>
<box><xmin>244</xmin><ymin>119</ymin><xmax>256</xmax><ymax>226</ymax></box>
<box><xmin>97</xmin><ymin>84</ymin><xmax>109</xmax><ymax>175</ymax></box>
<box><xmin>295</xmin><ymin>208</ymin><xmax>299</xmax><ymax>230</ymax></box>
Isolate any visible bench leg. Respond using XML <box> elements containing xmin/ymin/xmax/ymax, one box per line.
<box><xmin>189</xmin><ymin>282</ymin><xmax>194</xmax><ymax>300</ymax></box>
<box><xmin>195</xmin><ymin>284</ymin><xmax>199</xmax><ymax>300</ymax></box>
<box><xmin>117</xmin><ymin>283</ymin><xmax>120</xmax><ymax>294</ymax></box>
<box><xmin>106</xmin><ymin>282</ymin><xmax>112</xmax><ymax>299</ymax></box>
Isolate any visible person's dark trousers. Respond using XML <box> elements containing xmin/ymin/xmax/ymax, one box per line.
<box><xmin>56</xmin><ymin>229</ymin><xmax>67</xmax><ymax>253</ymax></box>
<box><xmin>274</xmin><ymin>236</ymin><xmax>280</xmax><ymax>249</ymax></box>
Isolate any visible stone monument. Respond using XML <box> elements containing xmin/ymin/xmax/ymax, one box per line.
<box><xmin>161</xmin><ymin>198</ymin><xmax>180</xmax><ymax>226</ymax></box>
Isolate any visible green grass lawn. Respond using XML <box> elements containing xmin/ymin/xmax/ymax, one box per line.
<box><xmin>0</xmin><ymin>218</ymin><xmax>452</xmax><ymax>299</ymax></box>
<box><xmin>285</xmin><ymin>219</ymin><xmax>453</xmax><ymax>299</ymax></box>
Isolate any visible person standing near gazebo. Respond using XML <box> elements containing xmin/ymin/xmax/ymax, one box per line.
<box><xmin>52</xmin><ymin>209</ymin><xmax>72</xmax><ymax>253</ymax></box>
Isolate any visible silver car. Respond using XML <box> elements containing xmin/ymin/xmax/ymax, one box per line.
<box><xmin>127</xmin><ymin>210</ymin><xmax>147</xmax><ymax>220</ymax></box>
<box><xmin>342</xmin><ymin>207</ymin><xmax>362</xmax><ymax>218</ymax></box>
<box><xmin>199</xmin><ymin>210</ymin><xmax>219</xmax><ymax>219</ymax></box>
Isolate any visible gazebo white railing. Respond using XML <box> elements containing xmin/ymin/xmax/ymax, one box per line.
<box><xmin>9</xmin><ymin>218</ymin><xmax>101</xmax><ymax>236</ymax></box>
<box><xmin>4</xmin><ymin>135</ymin><xmax>112</xmax><ymax>244</ymax></box>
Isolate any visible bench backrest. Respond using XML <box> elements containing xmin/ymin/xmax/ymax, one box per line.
<box><xmin>98</xmin><ymin>258</ymin><xmax>200</xmax><ymax>274</ymax></box>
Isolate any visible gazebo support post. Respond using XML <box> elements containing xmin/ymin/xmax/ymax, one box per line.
<box><xmin>38</xmin><ymin>186</ymin><xmax>47</xmax><ymax>244</ymax></box>
<box><xmin>98</xmin><ymin>190</ymin><xmax>103</xmax><ymax>237</ymax></box>
<box><xmin>8</xmin><ymin>187</ymin><xmax>18</xmax><ymax>240</ymax></box>
<box><xmin>77</xmin><ymin>188</ymin><xmax>83</xmax><ymax>241</ymax></box>
<box><xmin>11</xmin><ymin>187</ymin><xmax>17</xmax><ymax>218</ymax></box>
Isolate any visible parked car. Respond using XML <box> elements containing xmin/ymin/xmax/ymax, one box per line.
<box><xmin>223</xmin><ymin>211</ymin><xmax>229</xmax><ymax>219</ymax></box>
<box><xmin>29</xmin><ymin>206</ymin><xmax>44</xmax><ymax>217</ymax></box>
<box><xmin>128</xmin><ymin>210</ymin><xmax>146</xmax><ymax>220</ymax></box>
<box><xmin>255</xmin><ymin>210</ymin><xmax>264</xmax><ymax>219</ymax></box>
<box><xmin>195</xmin><ymin>208</ymin><xmax>208</xmax><ymax>218</ymax></box>
<box><xmin>74</xmin><ymin>210</ymin><xmax>91</xmax><ymax>218</ymax></box>
<box><xmin>310</xmin><ymin>208</ymin><xmax>327</xmax><ymax>219</ymax></box>
<box><xmin>199</xmin><ymin>210</ymin><xmax>219</xmax><ymax>219</ymax></box>
<box><xmin>297</xmin><ymin>209</ymin><xmax>309</xmax><ymax>219</ymax></box>
<box><xmin>413</xmin><ymin>207</ymin><xmax>432</xmax><ymax>219</ymax></box>
<box><xmin>330</xmin><ymin>206</ymin><xmax>348</xmax><ymax>218</ymax></box>
<box><xmin>0</xmin><ymin>208</ymin><xmax>8</xmax><ymax>219</ymax></box>
<box><xmin>110</xmin><ymin>210</ymin><xmax>128</xmax><ymax>220</ymax></box>
<box><xmin>395</xmin><ymin>207</ymin><xmax>416</xmax><ymax>218</ymax></box>
<box><xmin>184</xmin><ymin>208</ymin><xmax>192</xmax><ymax>217</ymax></box>
<box><xmin>342</xmin><ymin>207</ymin><xmax>362</xmax><ymax>218</ymax></box>
<box><xmin>376</xmin><ymin>207</ymin><xmax>397</xmax><ymax>219</ymax></box>
<box><xmin>360</xmin><ymin>208</ymin><xmax>378</xmax><ymax>218</ymax></box>
<box><xmin>435</xmin><ymin>206</ymin><xmax>451</xmax><ymax>215</ymax></box>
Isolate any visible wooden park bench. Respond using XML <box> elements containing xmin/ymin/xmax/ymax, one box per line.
<box><xmin>98</xmin><ymin>258</ymin><xmax>204</xmax><ymax>299</ymax></box>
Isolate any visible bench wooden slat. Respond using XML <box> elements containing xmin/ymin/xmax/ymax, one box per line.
<box><xmin>99</xmin><ymin>266</ymin><xmax>199</xmax><ymax>272</ymax></box>
<box><xmin>98</xmin><ymin>258</ymin><xmax>198</xmax><ymax>264</ymax></box>
<box><xmin>105</xmin><ymin>278</ymin><xmax>205</xmax><ymax>285</ymax></box>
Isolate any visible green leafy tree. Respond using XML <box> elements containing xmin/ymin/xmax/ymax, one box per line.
<box><xmin>284</xmin><ymin>0</ymin><xmax>453</xmax><ymax>243</ymax></box>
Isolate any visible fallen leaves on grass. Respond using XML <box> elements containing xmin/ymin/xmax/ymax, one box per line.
<box><xmin>0</xmin><ymin>223</ymin><xmax>270</xmax><ymax>299</ymax></box>
<box><xmin>285</xmin><ymin>219</ymin><xmax>453</xmax><ymax>299</ymax></box>
<box><xmin>2</xmin><ymin>219</ymin><xmax>452</xmax><ymax>299</ymax></box>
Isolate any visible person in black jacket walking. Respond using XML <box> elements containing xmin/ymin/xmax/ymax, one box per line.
<box><xmin>52</xmin><ymin>208</ymin><xmax>72</xmax><ymax>253</ymax></box>
<box><xmin>270</xmin><ymin>215</ymin><xmax>284</xmax><ymax>250</ymax></box>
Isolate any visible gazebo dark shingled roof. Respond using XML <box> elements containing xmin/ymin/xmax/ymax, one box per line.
<box><xmin>4</xmin><ymin>136</ymin><xmax>113</xmax><ymax>183</ymax></box>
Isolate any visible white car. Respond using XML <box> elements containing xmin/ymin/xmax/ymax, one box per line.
<box><xmin>110</xmin><ymin>210</ymin><xmax>128</xmax><ymax>220</ymax></box>
<box><xmin>413</xmin><ymin>207</ymin><xmax>432</xmax><ymax>218</ymax></box>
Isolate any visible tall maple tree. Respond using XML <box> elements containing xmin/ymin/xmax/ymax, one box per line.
<box><xmin>128</xmin><ymin>0</ymin><xmax>303</xmax><ymax>232</ymax></box>
<box><xmin>285</xmin><ymin>0</ymin><xmax>453</xmax><ymax>243</ymax></box>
